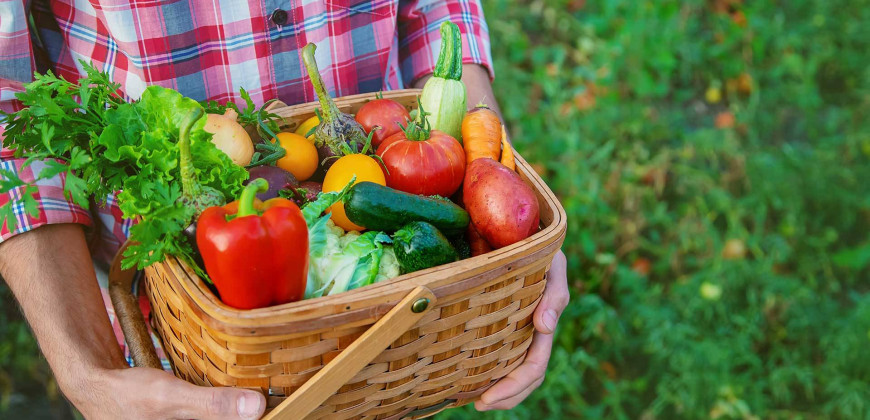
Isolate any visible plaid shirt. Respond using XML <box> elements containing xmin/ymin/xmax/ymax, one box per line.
<box><xmin>0</xmin><ymin>0</ymin><xmax>492</xmax><ymax>365</ymax></box>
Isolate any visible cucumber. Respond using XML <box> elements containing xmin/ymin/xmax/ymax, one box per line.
<box><xmin>450</xmin><ymin>236</ymin><xmax>472</xmax><ymax>260</ymax></box>
<box><xmin>344</xmin><ymin>182</ymin><xmax>470</xmax><ymax>234</ymax></box>
<box><xmin>393</xmin><ymin>222</ymin><xmax>458</xmax><ymax>274</ymax></box>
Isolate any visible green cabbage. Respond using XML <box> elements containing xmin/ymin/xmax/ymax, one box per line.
<box><xmin>301</xmin><ymin>184</ymin><xmax>400</xmax><ymax>299</ymax></box>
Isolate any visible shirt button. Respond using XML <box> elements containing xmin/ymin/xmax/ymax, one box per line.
<box><xmin>271</xmin><ymin>9</ymin><xmax>289</xmax><ymax>26</ymax></box>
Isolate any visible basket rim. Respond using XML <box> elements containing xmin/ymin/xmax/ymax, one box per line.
<box><xmin>159</xmin><ymin>89</ymin><xmax>568</xmax><ymax>332</ymax></box>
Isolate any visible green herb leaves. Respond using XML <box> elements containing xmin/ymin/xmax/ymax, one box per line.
<box><xmin>201</xmin><ymin>87</ymin><xmax>282</xmax><ymax>141</ymax></box>
<box><xmin>0</xmin><ymin>62</ymin><xmax>247</xmax><ymax>270</ymax></box>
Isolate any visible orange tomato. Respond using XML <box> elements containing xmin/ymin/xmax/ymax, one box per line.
<box><xmin>323</xmin><ymin>154</ymin><xmax>386</xmax><ymax>231</ymax></box>
<box><xmin>295</xmin><ymin>115</ymin><xmax>320</xmax><ymax>140</ymax></box>
<box><xmin>273</xmin><ymin>132</ymin><xmax>318</xmax><ymax>181</ymax></box>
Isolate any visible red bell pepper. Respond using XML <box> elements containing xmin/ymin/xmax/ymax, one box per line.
<box><xmin>196</xmin><ymin>178</ymin><xmax>309</xmax><ymax>309</ymax></box>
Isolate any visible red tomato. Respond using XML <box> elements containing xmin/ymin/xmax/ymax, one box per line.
<box><xmin>376</xmin><ymin>129</ymin><xmax>466</xmax><ymax>197</ymax></box>
<box><xmin>355</xmin><ymin>99</ymin><xmax>411</xmax><ymax>148</ymax></box>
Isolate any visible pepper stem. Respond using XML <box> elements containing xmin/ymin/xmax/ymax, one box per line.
<box><xmin>237</xmin><ymin>178</ymin><xmax>268</xmax><ymax>217</ymax></box>
<box><xmin>302</xmin><ymin>43</ymin><xmax>341</xmax><ymax>125</ymax></box>
<box><xmin>179</xmin><ymin>107</ymin><xmax>205</xmax><ymax>201</ymax></box>
<box><xmin>433</xmin><ymin>21</ymin><xmax>463</xmax><ymax>81</ymax></box>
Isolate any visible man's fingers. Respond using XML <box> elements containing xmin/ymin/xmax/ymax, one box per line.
<box><xmin>476</xmin><ymin>331</ymin><xmax>554</xmax><ymax>410</ymax></box>
<box><xmin>534</xmin><ymin>250</ymin><xmax>569</xmax><ymax>334</ymax></box>
<box><xmin>156</xmin><ymin>374</ymin><xmax>265</xmax><ymax>420</ymax></box>
<box><xmin>475</xmin><ymin>375</ymin><xmax>544</xmax><ymax>411</ymax></box>
<box><xmin>475</xmin><ymin>251</ymin><xmax>567</xmax><ymax>412</ymax></box>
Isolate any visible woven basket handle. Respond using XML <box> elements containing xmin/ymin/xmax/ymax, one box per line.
<box><xmin>262</xmin><ymin>286</ymin><xmax>437</xmax><ymax>420</ymax></box>
<box><xmin>108</xmin><ymin>240</ymin><xmax>163</xmax><ymax>369</ymax></box>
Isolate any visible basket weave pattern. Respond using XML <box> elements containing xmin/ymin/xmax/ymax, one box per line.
<box><xmin>139</xmin><ymin>90</ymin><xmax>566</xmax><ymax>419</ymax></box>
<box><xmin>144</xmin><ymin>258</ymin><xmax>549</xmax><ymax>419</ymax></box>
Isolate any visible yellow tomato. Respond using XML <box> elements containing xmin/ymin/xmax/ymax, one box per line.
<box><xmin>273</xmin><ymin>132</ymin><xmax>319</xmax><ymax>181</ymax></box>
<box><xmin>295</xmin><ymin>115</ymin><xmax>320</xmax><ymax>141</ymax></box>
<box><xmin>323</xmin><ymin>154</ymin><xmax>386</xmax><ymax>231</ymax></box>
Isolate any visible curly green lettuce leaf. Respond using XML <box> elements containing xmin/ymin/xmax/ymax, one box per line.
<box><xmin>113</xmin><ymin>86</ymin><xmax>246</xmax><ymax>269</ymax></box>
<box><xmin>2</xmin><ymin>64</ymin><xmax>247</xmax><ymax>270</ymax></box>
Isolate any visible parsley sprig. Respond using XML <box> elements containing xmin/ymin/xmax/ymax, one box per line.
<box><xmin>0</xmin><ymin>62</ymin><xmax>248</xmax><ymax>271</ymax></box>
<box><xmin>201</xmin><ymin>88</ymin><xmax>287</xmax><ymax>167</ymax></box>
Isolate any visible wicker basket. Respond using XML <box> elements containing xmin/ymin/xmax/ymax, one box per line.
<box><xmin>109</xmin><ymin>89</ymin><xmax>567</xmax><ymax>420</ymax></box>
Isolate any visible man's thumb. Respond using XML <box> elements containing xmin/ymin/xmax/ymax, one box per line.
<box><xmin>169</xmin><ymin>383</ymin><xmax>266</xmax><ymax>420</ymax></box>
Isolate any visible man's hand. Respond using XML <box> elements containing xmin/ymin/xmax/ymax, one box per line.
<box><xmin>80</xmin><ymin>367</ymin><xmax>265</xmax><ymax>420</ymax></box>
<box><xmin>415</xmin><ymin>65</ymin><xmax>570</xmax><ymax>410</ymax></box>
<box><xmin>475</xmin><ymin>250</ymin><xmax>569</xmax><ymax>411</ymax></box>
<box><xmin>0</xmin><ymin>224</ymin><xmax>266</xmax><ymax>419</ymax></box>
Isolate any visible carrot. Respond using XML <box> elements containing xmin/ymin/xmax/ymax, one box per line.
<box><xmin>499</xmin><ymin>125</ymin><xmax>516</xmax><ymax>171</ymax></box>
<box><xmin>461</xmin><ymin>104</ymin><xmax>501</xmax><ymax>165</ymax></box>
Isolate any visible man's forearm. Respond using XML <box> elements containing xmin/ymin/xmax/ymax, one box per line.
<box><xmin>0</xmin><ymin>224</ymin><xmax>127</xmax><ymax>405</ymax></box>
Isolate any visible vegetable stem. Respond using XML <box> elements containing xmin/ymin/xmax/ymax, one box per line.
<box><xmin>237</xmin><ymin>178</ymin><xmax>268</xmax><ymax>217</ymax></box>
<box><xmin>179</xmin><ymin>107</ymin><xmax>205</xmax><ymax>200</ymax></box>
<box><xmin>302</xmin><ymin>43</ymin><xmax>341</xmax><ymax>125</ymax></box>
<box><xmin>247</xmin><ymin>142</ymin><xmax>287</xmax><ymax>168</ymax></box>
<box><xmin>399</xmin><ymin>98</ymin><xmax>432</xmax><ymax>142</ymax></box>
<box><xmin>433</xmin><ymin>22</ymin><xmax>463</xmax><ymax>81</ymax></box>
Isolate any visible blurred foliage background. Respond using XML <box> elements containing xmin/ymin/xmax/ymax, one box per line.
<box><xmin>439</xmin><ymin>0</ymin><xmax>870</xmax><ymax>418</ymax></box>
<box><xmin>2</xmin><ymin>0</ymin><xmax>869</xmax><ymax>418</ymax></box>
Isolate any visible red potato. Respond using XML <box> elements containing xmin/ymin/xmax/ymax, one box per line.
<box><xmin>463</xmin><ymin>158</ymin><xmax>540</xmax><ymax>248</ymax></box>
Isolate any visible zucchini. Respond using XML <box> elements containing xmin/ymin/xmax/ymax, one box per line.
<box><xmin>393</xmin><ymin>222</ymin><xmax>458</xmax><ymax>274</ymax></box>
<box><xmin>344</xmin><ymin>182</ymin><xmax>470</xmax><ymax>234</ymax></box>
<box><xmin>420</xmin><ymin>21</ymin><xmax>467</xmax><ymax>142</ymax></box>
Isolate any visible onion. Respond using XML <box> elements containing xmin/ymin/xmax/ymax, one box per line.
<box><xmin>203</xmin><ymin>108</ymin><xmax>254</xmax><ymax>166</ymax></box>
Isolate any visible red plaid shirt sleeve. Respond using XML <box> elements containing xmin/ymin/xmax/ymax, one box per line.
<box><xmin>0</xmin><ymin>143</ymin><xmax>95</xmax><ymax>242</ymax></box>
<box><xmin>1</xmin><ymin>0</ymin><xmax>32</xmax><ymax>115</ymax></box>
<box><xmin>398</xmin><ymin>0</ymin><xmax>494</xmax><ymax>86</ymax></box>
<box><xmin>1</xmin><ymin>1</ymin><xmax>94</xmax><ymax>244</ymax></box>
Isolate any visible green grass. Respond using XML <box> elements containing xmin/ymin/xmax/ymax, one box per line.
<box><xmin>439</xmin><ymin>0</ymin><xmax>870</xmax><ymax>419</ymax></box>
<box><xmin>3</xmin><ymin>0</ymin><xmax>870</xmax><ymax>418</ymax></box>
